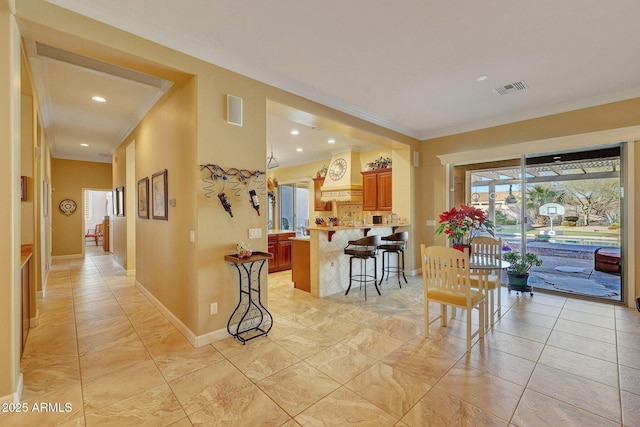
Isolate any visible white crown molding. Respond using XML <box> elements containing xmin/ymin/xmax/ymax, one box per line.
<box><xmin>422</xmin><ymin>87</ymin><xmax>640</xmax><ymax>140</ymax></box>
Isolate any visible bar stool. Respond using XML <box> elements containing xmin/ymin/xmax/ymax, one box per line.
<box><xmin>343</xmin><ymin>235</ymin><xmax>381</xmax><ymax>300</ymax></box>
<box><xmin>378</xmin><ymin>231</ymin><xmax>409</xmax><ymax>288</ymax></box>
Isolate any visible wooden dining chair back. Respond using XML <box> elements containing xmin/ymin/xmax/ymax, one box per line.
<box><xmin>470</xmin><ymin>236</ymin><xmax>502</xmax><ymax>327</ymax></box>
<box><xmin>85</xmin><ymin>223</ymin><xmax>104</xmax><ymax>246</ymax></box>
<box><xmin>421</xmin><ymin>244</ymin><xmax>485</xmax><ymax>352</ymax></box>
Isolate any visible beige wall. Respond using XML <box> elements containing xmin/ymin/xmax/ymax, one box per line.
<box><xmin>119</xmin><ymin>79</ymin><xmax>198</xmax><ymax>330</ymax></box>
<box><xmin>51</xmin><ymin>159</ymin><xmax>112</xmax><ymax>257</ymax></box>
<box><xmin>20</xmin><ymin>94</ymin><xmax>33</xmax><ymax>244</ymax></box>
<box><xmin>417</xmin><ymin>99</ymin><xmax>640</xmax><ymax>304</ymax></box>
<box><xmin>0</xmin><ymin>1</ymin><xmax>22</xmax><ymax>400</ymax></box>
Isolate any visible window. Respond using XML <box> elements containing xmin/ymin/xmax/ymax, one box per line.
<box><xmin>279</xmin><ymin>181</ymin><xmax>309</xmax><ymax>234</ymax></box>
<box><xmin>84</xmin><ymin>190</ymin><xmax>93</xmax><ymax>223</ymax></box>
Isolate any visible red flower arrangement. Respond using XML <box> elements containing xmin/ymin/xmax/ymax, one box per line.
<box><xmin>435</xmin><ymin>205</ymin><xmax>495</xmax><ymax>246</ymax></box>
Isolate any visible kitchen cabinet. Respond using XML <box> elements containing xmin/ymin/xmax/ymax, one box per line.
<box><xmin>362</xmin><ymin>169</ymin><xmax>392</xmax><ymax>211</ymax></box>
<box><xmin>313</xmin><ymin>177</ymin><xmax>332</xmax><ymax>211</ymax></box>
<box><xmin>291</xmin><ymin>238</ymin><xmax>310</xmax><ymax>292</ymax></box>
<box><xmin>268</xmin><ymin>232</ymin><xmax>296</xmax><ymax>273</ymax></box>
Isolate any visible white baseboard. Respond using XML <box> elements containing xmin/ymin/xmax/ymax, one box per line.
<box><xmin>51</xmin><ymin>254</ymin><xmax>83</xmax><ymax>260</ymax></box>
<box><xmin>135</xmin><ymin>281</ymin><xmax>229</xmax><ymax>348</ymax></box>
<box><xmin>0</xmin><ymin>373</ymin><xmax>23</xmax><ymax>404</ymax></box>
<box><xmin>125</xmin><ymin>269</ymin><xmax>136</xmax><ymax>277</ymax></box>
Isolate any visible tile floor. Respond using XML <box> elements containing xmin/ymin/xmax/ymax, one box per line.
<box><xmin>3</xmin><ymin>246</ymin><xmax>640</xmax><ymax>426</ymax></box>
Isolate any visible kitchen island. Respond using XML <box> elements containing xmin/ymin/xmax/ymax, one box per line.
<box><xmin>305</xmin><ymin>223</ymin><xmax>410</xmax><ymax>298</ymax></box>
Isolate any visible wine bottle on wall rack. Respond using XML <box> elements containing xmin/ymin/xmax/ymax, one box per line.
<box><xmin>249</xmin><ymin>190</ymin><xmax>260</xmax><ymax>215</ymax></box>
<box><xmin>218</xmin><ymin>192</ymin><xmax>233</xmax><ymax>217</ymax></box>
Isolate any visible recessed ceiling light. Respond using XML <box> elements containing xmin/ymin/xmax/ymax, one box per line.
<box><xmin>296</xmin><ymin>148</ymin><xmax>303</xmax><ymax>152</ymax></box>
<box><xmin>475</xmin><ymin>75</ymin><xmax>488</xmax><ymax>82</ymax></box>
<box><xmin>290</xmin><ymin>130</ymin><xmax>299</xmax><ymax>135</ymax></box>
<box><xmin>328</xmin><ymin>139</ymin><xmax>335</xmax><ymax>144</ymax></box>
<box><xmin>80</xmin><ymin>143</ymin><xmax>89</xmax><ymax>147</ymax></box>
<box><xmin>92</xmin><ymin>96</ymin><xmax>106</xmax><ymax>103</ymax></box>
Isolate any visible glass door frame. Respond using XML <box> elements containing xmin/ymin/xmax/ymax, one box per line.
<box><xmin>457</xmin><ymin>145</ymin><xmax>625</xmax><ymax>303</ymax></box>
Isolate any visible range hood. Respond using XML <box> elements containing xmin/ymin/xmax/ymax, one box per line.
<box><xmin>320</xmin><ymin>151</ymin><xmax>363</xmax><ymax>202</ymax></box>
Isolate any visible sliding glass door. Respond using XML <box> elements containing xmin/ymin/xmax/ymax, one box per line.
<box><xmin>279</xmin><ymin>181</ymin><xmax>309</xmax><ymax>234</ymax></box>
<box><xmin>464</xmin><ymin>146</ymin><xmax>623</xmax><ymax>302</ymax></box>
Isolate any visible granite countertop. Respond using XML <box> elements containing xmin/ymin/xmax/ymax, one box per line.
<box><xmin>268</xmin><ymin>229</ymin><xmax>298</xmax><ymax>235</ymax></box>
<box><xmin>289</xmin><ymin>236</ymin><xmax>310</xmax><ymax>241</ymax></box>
<box><xmin>307</xmin><ymin>223</ymin><xmax>410</xmax><ymax>231</ymax></box>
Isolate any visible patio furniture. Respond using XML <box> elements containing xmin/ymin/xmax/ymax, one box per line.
<box><xmin>593</xmin><ymin>247</ymin><xmax>621</xmax><ymax>275</ymax></box>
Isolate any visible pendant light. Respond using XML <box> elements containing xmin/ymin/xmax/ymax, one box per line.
<box><xmin>267</xmin><ymin>144</ymin><xmax>279</xmax><ymax>169</ymax></box>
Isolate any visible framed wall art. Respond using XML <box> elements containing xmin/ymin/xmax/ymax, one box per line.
<box><xmin>21</xmin><ymin>176</ymin><xmax>27</xmax><ymax>201</ymax></box>
<box><xmin>112</xmin><ymin>188</ymin><xmax>118</xmax><ymax>216</ymax></box>
<box><xmin>151</xmin><ymin>169</ymin><xmax>168</xmax><ymax>220</ymax></box>
<box><xmin>137</xmin><ymin>177</ymin><xmax>149</xmax><ymax>219</ymax></box>
<box><xmin>116</xmin><ymin>186</ymin><xmax>125</xmax><ymax>217</ymax></box>
<box><xmin>43</xmin><ymin>179</ymin><xmax>49</xmax><ymax>217</ymax></box>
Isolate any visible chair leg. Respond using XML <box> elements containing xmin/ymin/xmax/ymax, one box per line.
<box><xmin>345</xmin><ymin>257</ymin><xmax>353</xmax><ymax>295</ymax></box>
<box><xmin>489</xmin><ymin>289</ymin><xmax>495</xmax><ymax>328</ymax></box>
<box><xmin>424</xmin><ymin>300</ymin><xmax>430</xmax><ymax>338</ymax></box>
<box><xmin>466</xmin><ymin>308</ymin><xmax>472</xmax><ymax>353</ymax></box>
<box><xmin>480</xmin><ymin>301</ymin><xmax>485</xmax><ymax>340</ymax></box>
<box><xmin>441</xmin><ymin>304</ymin><xmax>447</xmax><ymax>327</ymax></box>
<box><xmin>378</xmin><ymin>252</ymin><xmax>386</xmax><ymax>286</ymax></box>
<box><xmin>373</xmin><ymin>256</ymin><xmax>381</xmax><ymax>296</ymax></box>
<box><xmin>497</xmin><ymin>282</ymin><xmax>502</xmax><ymax>319</ymax></box>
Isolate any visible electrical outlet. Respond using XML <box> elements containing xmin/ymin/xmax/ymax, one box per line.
<box><xmin>249</xmin><ymin>228</ymin><xmax>262</xmax><ymax>239</ymax></box>
<box><xmin>210</xmin><ymin>303</ymin><xmax>218</xmax><ymax>315</ymax></box>
<box><xmin>189</xmin><ymin>230</ymin><xmax>195</xmax><ymax>242</ymax></box>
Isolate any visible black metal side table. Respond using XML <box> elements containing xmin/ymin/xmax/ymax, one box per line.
<box><xmin>224</xmin><ymin>251</ymin><xmax>273</xmax><ymax>344</ymax></box>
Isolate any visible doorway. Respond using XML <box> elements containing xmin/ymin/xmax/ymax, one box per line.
<box><xmin>83</xmin><ymin>189</ymin><xmax>112</xmax><ymax>255</ymax></box>
<box><xmin>461</xmin><ymin>146</ymin><xmax>623</xmax><ymax>302</ymax></box>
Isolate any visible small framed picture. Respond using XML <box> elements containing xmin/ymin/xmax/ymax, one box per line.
<box><xmin>152</xmin><ymin>169</ymin><xmax>168</xmax><ymax>220</ymax></box>
<box><xmin>137</xmin><ymin>177</ymin><xmax>149</xmax><ymax>219</ymax></box>
<box><xmin>116</xmin><ymin>186</ymin><xmax>125</xmax><ymax>217</ymax></box>
<box><xmin>21</xmin><ymin>176</ymin><xmax>27</xmax><ymax>201</ymax></box>
<box><xmin>112</xmin><ymin>188</ymin><xmax>118</xmax><ymax>216</ymax></box>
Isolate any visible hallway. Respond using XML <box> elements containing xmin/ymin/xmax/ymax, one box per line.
<box><xmin>3</xmin><ymin>247</ymin><xmax>640</xmax><ymax>425</ymax></box>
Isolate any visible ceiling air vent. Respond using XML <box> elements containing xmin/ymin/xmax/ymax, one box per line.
<box><xmin>493</xmin><ymin>81</ymin><xmax>528</xmax><ymax>96</ymax></box>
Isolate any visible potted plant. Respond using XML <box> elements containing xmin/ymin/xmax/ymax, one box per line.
<box><xmin>435</xmin><ymin>205</ymin><xmax>495</xmax><ymax>252</ymax></box>
<box><xmin>503</xmin><ymin>250</ymin><xmax>542</xmax><ymax>293</ymax></box>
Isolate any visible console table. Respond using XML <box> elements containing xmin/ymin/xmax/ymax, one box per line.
<box><xmin>224</xmin><ymin>251</ymin><xmax>273</xmax><ymax>343</ymax></box>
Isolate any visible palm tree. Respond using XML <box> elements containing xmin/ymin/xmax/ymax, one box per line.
<box><xmin>526</xmin><ymin>185</ymin><xmax>565</xmax><ymax>224</ymax></box>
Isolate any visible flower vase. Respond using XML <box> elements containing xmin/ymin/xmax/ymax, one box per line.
<box><xmin>452</xmin><ymin>244</ymin><xmax>472</xmax><ymax>256</ymax></box>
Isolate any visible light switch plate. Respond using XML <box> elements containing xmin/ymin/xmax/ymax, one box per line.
<box><xmin>426</xmin><ymin>220</ymin><xmax>436</xmax><ymax>226</ymax></box>
<box><xmin>249</xmin><ymin>228</ymin><xmax>262</xmax><ymax>239</ymax></box>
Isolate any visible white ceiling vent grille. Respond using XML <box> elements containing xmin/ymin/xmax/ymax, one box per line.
<box><xmin>493</xmin><ymin>81</ymin><xmax>528</xmax><ymax>96</ymax></box>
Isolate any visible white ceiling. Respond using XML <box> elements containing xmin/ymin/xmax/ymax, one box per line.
<box><xmin>34</xmin><ymin>0</ymin><xmax>640</xmax><ymax>165</ymax></box>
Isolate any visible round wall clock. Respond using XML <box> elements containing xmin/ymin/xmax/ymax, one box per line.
<box><xmin>59</xmin><ymin>198</ymin><xmax>77</xmax><ymax>215</ymax></box>
<box><xmin>328</xmin><ymin>157</ymin><xmax>347</xmax><ymax>181</ymax></box>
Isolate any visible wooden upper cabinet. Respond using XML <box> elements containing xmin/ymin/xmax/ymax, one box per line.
<box><xmin>313</xmin><ymin>177</ymin><xmax>332</xmax><ymax>211</ymax></box>
<box><xmin>377</xmin><ymin>169</ymin><xmax>393</xmax><ymax>211</ymax></box>
<box><xmin>362</xmin><ymin>172</ymin><xmax>379</xmax><ymax>211</ymax></box>
<box><xmin>362</xmin><ymin>169</ymin><xmax>392</xmax><ymax>211</ymax></box>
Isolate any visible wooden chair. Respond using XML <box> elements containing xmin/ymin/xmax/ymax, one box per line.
<box><xmin>469</xmin><ymin>236</ymin><xmax>502</xmax><ymax>328</ymax></box>
<box><xmin>85</xmin><ymin>224</ymin><xmax>104</xmax><ymax>245</ymax></box>
<box><xmin>421</xmin><ymin>245</ymin><xmax>485</xmax><ymax>352</ymax></box>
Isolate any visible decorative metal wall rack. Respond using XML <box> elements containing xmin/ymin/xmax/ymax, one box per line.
<box><xmin>200</xmin><ymin>164</ymin><xmax>266</xmax><ymax>217</ymax></box>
